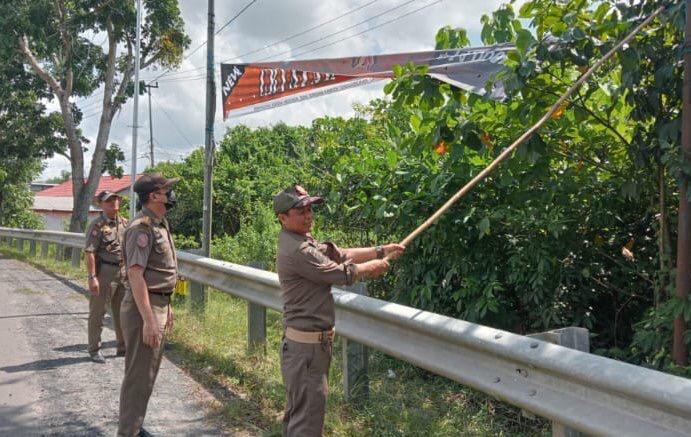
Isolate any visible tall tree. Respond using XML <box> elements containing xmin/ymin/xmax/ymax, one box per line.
<box><xmin>0</xmin><ymin>49</ymin><xmax>66</xmax><ymax>227</ymax></box>
<box><xmin>1</xmin><ymin>0</ymin><xmax>190</xmax><ymax>232</ymax></box>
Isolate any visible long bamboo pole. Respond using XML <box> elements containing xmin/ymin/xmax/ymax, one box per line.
<box><xmin>391</xmin><ymin>6</ymin><xmax>665</xmax><ymax>254</ymax></box>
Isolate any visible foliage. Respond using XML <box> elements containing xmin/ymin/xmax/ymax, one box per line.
<box><xmin>375</xmin><ymin>0</ymin><xmax>688</xmax><ymax>364</ymax></box>
<box><xmin>0</xmin><ymin>0</ymin><xmax>191</xmax><ymax>232</ymax></box>
<box><xmin>0</xmin><ymin>51</ymin><xmax>65</xmax><ymax>229</ymax></box>
<box><xmin>43</xmin><ymin>170</ymin><xmax>72</xmax><ymax>184</ymax></box>
<box><xmin>168</xmin><ymin>288</ymin><xmax>547</xmax><ymax>435</ymax></box>
<box><xmin>210</xmin><ymin>203</ymin><xmax>280</xmax><ymax>268</ymax></box>
<box><xmin>141</xmin><ymin>0</ymin><xmax>689</xmax><ymax>368</ymax></box>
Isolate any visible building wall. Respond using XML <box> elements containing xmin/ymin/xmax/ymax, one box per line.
<box><xmin>37</xmin><ymin>211</ymin><xmax>100</xmax><ymax>231</ymax></box>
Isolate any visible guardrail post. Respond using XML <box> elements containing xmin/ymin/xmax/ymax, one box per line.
<box><xmin>187</xmin><ymin>248</ymin><xmax>206</xmax><ymax>310</ymax></box>
<box><xmin>528</xmin><ymin>327</ymin><xmax>589</xmax><ymax>437</ymax></box>
<box><xmin>342</xmin><ymin>282</ymin><xmax>369</xmax><ymax>403</ymax></box>
<box><xmin>247</xmin><ymin>262</ymin><xmax>267</xmax><ymax>353</ymax></box>
<box><xmin>29</xmin><ymin>239</ymin><xmax>36</xmax><ymax>257</ymax></box>
<box><xmin>17</xmin><ymin>238</ymin><xmax>24</xmax><ymax>253</ymax></box>
<box><xmin>41</xmin><ymin>241</ymin><xmax>49</xmax><ymax>259</ymax></box>
<box><xmin>71</xmin><ymin>247</ymin><xmax>81</xmax><ymax>268</ymax></box>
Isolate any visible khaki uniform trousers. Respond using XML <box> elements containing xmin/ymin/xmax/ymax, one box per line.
<box><xmin>280</xmin><ymin>337</ymin><xmax>333</xmax><ymax>437</ymax></box>
<box><xmin>88</xmin><ymin>263</ymin><xmax>125</xmax><ymax>354</ymax></box>
<box><xmin>117</xmin><ymin>291</ymin><xmax>170</xmax><ymax>437</ymax></box>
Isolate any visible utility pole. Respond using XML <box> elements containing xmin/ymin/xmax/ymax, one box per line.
<box><xmin>145</xmin><ymin>82</ymin><xmax>159</xmax><ymax>168</ymax></box>
<box><xmin>202</xmin><ymin>0</ymin><xmax>215</xmax><ymax>257</ymax></box>
<box><xmin>674</xmin><ymin>0</ymin><xmax>690</xmax><ymax>366</ymax></box>
<box><xmin>129</xmin><ymin>0</ymin><xmax>142</xmax><ymax>217</ymax></box>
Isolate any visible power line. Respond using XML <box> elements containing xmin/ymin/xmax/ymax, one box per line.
<box><xmin>216</xmin><ymin>0</ymin><xmax>259</xmax><ymax>34</ymax></box>
<box><xmin>148</xmin><ymin>0</ymin><xmax>258</xmax><ymax>82</ymax></box>
<box><xmin>157</xmin><ymin>73</ymin><xmax>207</xmax><ymax>83</ymax></box>
<box><xmin>137</xmin><ymin>0</ymin><xmax>443</xmax><ymax>94</ymax></box>
<box><xmin>148</xmin><ymin>0</ymin><xmax>382</xmax><ymax>80</ymax></box>
<box><xmin>222</xmin><ymin>0</ymin><xmax>381</xmax><ymax>63</ymax></box>
<box><xmin>151</xmin><ymin>94</ymin><xmax>195</xmax><ymax>148</ymax></box>
<box><xmin>253</xmin><ymin>0</ymin><xmax>421</xmax><ymax>62</ymax></box>
<box><xmin>288</xmin><ymin>0</ymin><xmax>443</xmax><ymax>60</ymax></box>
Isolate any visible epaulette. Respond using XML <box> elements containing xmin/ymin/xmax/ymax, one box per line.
<box><xmin>93</xmin><ymin>217</ymin><xmax>108</xmax><ymax>230</ymax></box>
<box><xmin>131</xmin><ymin>215</ymin><xmax>153</xmax><ymax>229</ymax></box>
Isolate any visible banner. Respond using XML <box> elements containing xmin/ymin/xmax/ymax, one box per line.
<box><xmin>221</xmin><ymin>43</ymin><xmax>514</xmax><ymax>119</ymax></box>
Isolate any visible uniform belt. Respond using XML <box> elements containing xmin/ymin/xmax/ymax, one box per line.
<box><xmin>285</xmin><ymin>326</ymin><xmax>335</xmax><ymax>344</ymax></box>
<box><xmin>99</xmin><ymin>260</ymin><xmax>120</xmax><ymax>266</ymax></box>
<box><xmin>149</xmin><ymin>291</ymin><xmax>173</xmax><ymax>297</ymax></box>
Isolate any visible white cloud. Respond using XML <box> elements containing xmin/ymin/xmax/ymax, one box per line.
<box><xmin>41</xmin><ymin>0</ymin><xmax>513</xmax><ymax>179</ymax></box>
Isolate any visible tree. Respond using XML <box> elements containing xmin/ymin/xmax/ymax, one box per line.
<box><xmin>0</xmin><ymin>0</ymin><xmax>190</xmax><ymax>232</ymax></box>
<box><xmin>44</xmin><ymin>170</ymin><xmax>73</xmax><ymax>184</ymax></box>
<box><xmin>378</xmin><ymin>0</ymin><xmax>687</xmax><ymax>367</ymax></box>
<box><xmin>0</xmin><ymin>49</ymin><xmax>66</xmax><ymax>228</ymax></box>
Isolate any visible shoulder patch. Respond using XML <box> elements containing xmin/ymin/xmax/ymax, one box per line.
<box><xmin>302</xmin><ymin>245</ymin><xmax>327</xmax><ymax>262</ymax></box>
<box><xmin>132</xmin><ymin>216</ymin><xmax>152</xmax><ymax>229</ymax></box>
<box><xmin>136</xmin><ymin>233</ymin><xmax>149</xmax><ymax>248</ymax></box>
<box><xmin>91</xmin><ymin>230</ymin><xmax>99</xmax><ymax>237</ymax></box>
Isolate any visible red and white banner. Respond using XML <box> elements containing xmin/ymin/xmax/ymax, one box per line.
<box><xmin>221</xmin><ymin>43</ymin><xmax>514</xmax><ymax>119</ymax></box>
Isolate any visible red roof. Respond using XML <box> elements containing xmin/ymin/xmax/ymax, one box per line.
<box><xmin>36</xmin><ymin>174</ymin><xmax>142</xmax><ymax>197</ymax></box>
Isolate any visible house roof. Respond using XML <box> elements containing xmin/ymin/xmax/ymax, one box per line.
<box><xmin>36</xmin><ymin>174</ymin><xmax>141</xmax><ymax>197</ymax></box>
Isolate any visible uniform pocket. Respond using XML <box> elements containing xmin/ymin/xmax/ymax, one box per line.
<box><xmin>153</xmin><ymin>238</ymin><xmax>167</xmax><ymax>254</ymax></box>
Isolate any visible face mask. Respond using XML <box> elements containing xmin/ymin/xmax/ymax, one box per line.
<box><xmin>164</xmin><ymin>190</ymin><xmax>177</xmax><ymax>210</ymax></box>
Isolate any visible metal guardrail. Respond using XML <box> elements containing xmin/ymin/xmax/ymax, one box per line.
<box><xmin>1</xmin><ymin>227</ymin><xmax>690</xmax><ymax>436</ymax></box>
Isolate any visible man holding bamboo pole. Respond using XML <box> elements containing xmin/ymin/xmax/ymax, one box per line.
<box><xmin>274</xmin><ymin>184</ymin><xmax>404</xmax><ymax>436</ymax></box>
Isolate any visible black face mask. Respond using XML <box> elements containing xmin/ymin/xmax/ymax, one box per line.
<box><xmin>164</xmin><ymin>190</ymin><xmax>177</xmax><ymax>210</ymax></box>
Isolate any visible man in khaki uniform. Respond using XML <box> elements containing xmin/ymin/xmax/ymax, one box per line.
<box><xmin>275</xmin><ymin>185</ymin><xmax>405</xmax><ymax>437</ymax></box>
<box><xmin>117</xmin><ymin>173</ymin><xmax>179</xmax><ymax>437</ymax></box>
<box><xmin>84</xmin><ymin>190</ymin><xmax>128</xmax><ymax>363</ymax></box>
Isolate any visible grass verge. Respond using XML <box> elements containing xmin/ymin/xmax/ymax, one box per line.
<box><xmin>0</xmin><ymin>241</ymin><xmax>548</xmax><ymax>436</ymax></box>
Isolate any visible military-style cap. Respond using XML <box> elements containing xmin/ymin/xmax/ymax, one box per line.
<box><xmin>273</xmin><ymin>185</ymin><xmax>323</xmax><ymax>214</ymax></box>
<box><xmin>133</xmin><ymin>173</ymin><xmax>180</xmax><ymax>195</ymax></box>
<box><xmin>93</xmin><ymin>190</ymin><xmax>121</xmax><ymax>205</ymax></box>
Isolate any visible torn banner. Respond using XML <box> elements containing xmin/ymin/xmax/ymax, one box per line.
<box><xmin>221</xmin><ymin>43</ymin><xmax>514</xmax><ymax>119</ymax></box>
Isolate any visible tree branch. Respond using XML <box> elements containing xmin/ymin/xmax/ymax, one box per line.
<box><xmin>101</xmin><ymin>17</ymin><xmax>118</xmax><ymax>114</ymax></box>
<box><xmin>18</xmin><ymin>36</ymin><xmax>63</xmax><ymax>96</ymax></box>
<box><xmin>112</xmin><ymin>39</ymin><xmax>134</xmax><ymax>114</ymax></box>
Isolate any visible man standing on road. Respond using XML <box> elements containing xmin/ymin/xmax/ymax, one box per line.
<box><xmin>274</xmin><ymin>184</ymin><xmax>405</xmax><ymax>437</ymax></box>
<box><xmin>117</xmin><ymin>173</ymin><xmax>179</xmax><ymax>437</ymax></box>
<box><xmin>84</xmin><ymin>190</ymin><xmax>128</xmax><ymax>363</ymax></box>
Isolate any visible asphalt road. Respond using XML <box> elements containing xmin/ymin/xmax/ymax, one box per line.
<box><xmin>0</xmin><ymin>253</ymin><xmax>225</xmax><ymax>436</ymax></box>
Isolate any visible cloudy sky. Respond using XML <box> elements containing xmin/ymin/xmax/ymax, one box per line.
<box><xmin>41</xmin><ymin>0</ymin><xmax>514</xmax><ymax>179</ymax></box>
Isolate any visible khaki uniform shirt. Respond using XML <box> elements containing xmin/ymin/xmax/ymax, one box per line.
<box><xmin>276</xmin><ymin>230</ymin><xmax>357</xmax><ymax>331</ymax></box>
<box><xmin>123</xmin><ymin>207</ymin><xmax>178</xmax><ymax>293</ymax></box>
<box><xmin>84</xmin><ymin>213</ymin><xmax>127</xmax><ymax>267</ymax></box>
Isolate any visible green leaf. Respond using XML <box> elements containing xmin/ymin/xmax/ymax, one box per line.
<box><xmin>515</xmin><ymin>29</ymin><xmax>535</xmax><ymax>54</ymax></box>
<box><xmin>478</xmin><ymin>217</ymin><xmax>490</xmax><ymax>239</ymax></box>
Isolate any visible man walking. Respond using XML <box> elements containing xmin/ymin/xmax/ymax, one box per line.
<box><xmin>117</xmin><ymin>173</ymin><xmax>179</xmax><ymax>437</ymax></box>
<box><xmin>274</xmin><ymin>184</ymin><xmax>405</xmax><ymax>436</ymax></box>
<box><xmin>83</xmin><ymin>190</ymin><xmax>127</xmax><ymax>363</ymax></box>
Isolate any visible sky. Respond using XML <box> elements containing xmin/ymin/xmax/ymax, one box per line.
<box><xmin>40</xmin><ymin>0</ymin><xmax>515</xmax><ymax>180</ymax></box>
